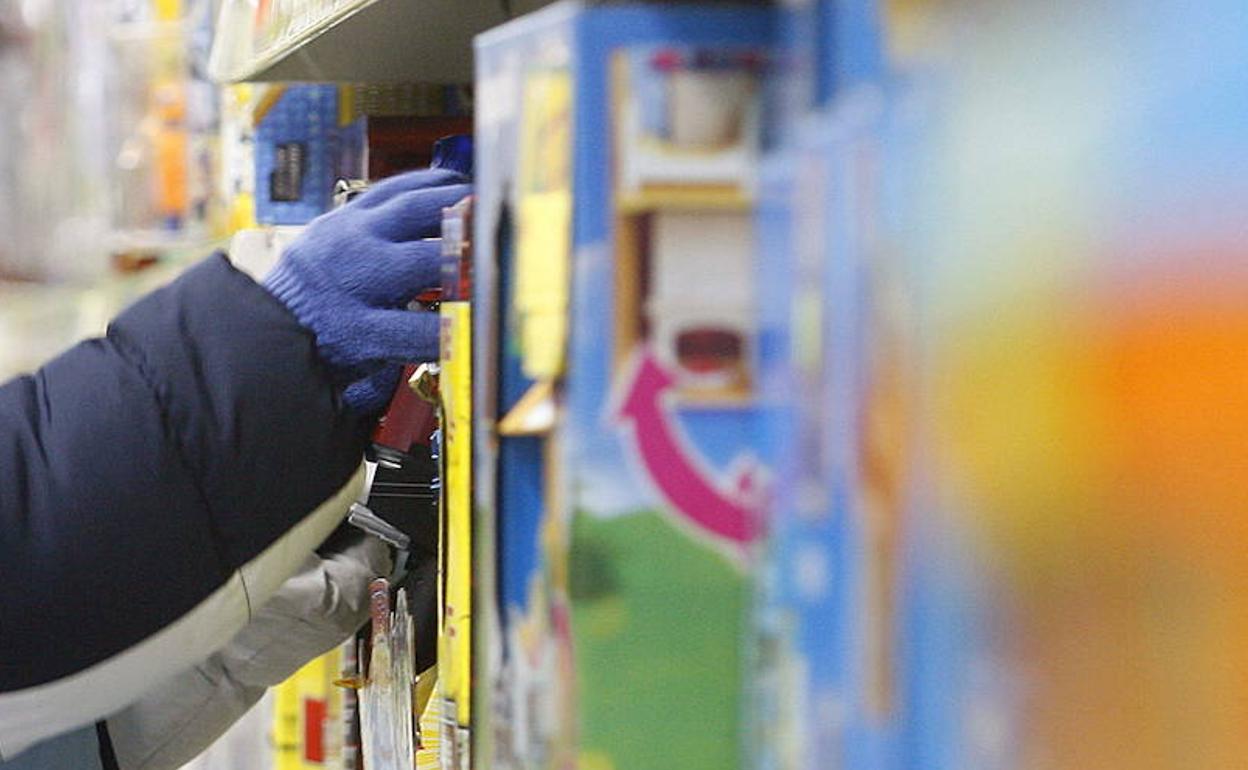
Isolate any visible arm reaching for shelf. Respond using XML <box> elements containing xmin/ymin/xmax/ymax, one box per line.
<box><xmin>0</xmin><ymin>166</ymin><xmax>468</xmax><ymax>765</ymax></box>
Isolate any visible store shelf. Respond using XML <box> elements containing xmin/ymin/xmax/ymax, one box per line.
<box><xmin>0</xmin><ymin>239</ymin><xmax>223</xmax><ymax>380</ymax></box>
<box><xmin>209</xmin><ymin>0</ymin><xmax>555</xmax><ymax>84</ymax></box>
<box><xmin>617</xmin><ymin>186</ymin><xmax>753</xmax><ymax>214</ymax></box>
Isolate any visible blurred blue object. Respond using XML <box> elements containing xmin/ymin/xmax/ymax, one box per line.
<box><xmin>432</xmin><ymin>134</ymin><xmax>474</xmax><ymax>177</ymax></box>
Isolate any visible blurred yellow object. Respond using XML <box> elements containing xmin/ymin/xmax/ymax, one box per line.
<box><xmin>415</xmin><ymin>669</ymin><xmax>441</xmax><ymax>770</ymax></box>
<box><xmin>515</xmin><ymin>71</ymin><xmax>573</xmax><ymax>381</ymax></box>
<box><xmin>230</xmin><ymin>192</ymin><xmax>259</xmax><ymax>233</ymax></box>
<box><xmin>153</xmin><ymin>0</ymin><xmax>181</xmax><ymax>22</ymax></box>
<box><xmin>440</xmin><ymin>302</ymin><xmax>474</xmax><ymax>726</ymax></box>
<box><xmin>274</xmin><ymin>650</ymin><xmax>342</xmax><ymax>770</ymax></box>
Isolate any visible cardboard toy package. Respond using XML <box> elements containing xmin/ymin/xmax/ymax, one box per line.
<box><xmin>749</xmin><ymin>2</ymin><xmax>1012</xmax><ymax>769</ymax></box>
<box><xmin>473</xmin><ymin>4</ymin><xmax>773</xmax><ymax>769</ymax></box>
<box><xmin>253</xmin><ymin>84</ymin><xmax>342</xmax><ymax>225</ymax></box>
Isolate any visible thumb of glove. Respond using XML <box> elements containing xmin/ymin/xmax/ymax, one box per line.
<box><xmin>342</xmin><ymin>364</ymin><xmax>404</xmax><ymax>416</ymax></box>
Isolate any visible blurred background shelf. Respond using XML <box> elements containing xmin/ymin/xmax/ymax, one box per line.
<box><xmin>209</xmin><ymin>0</ymin><xmax>554</xmax><ymax>83</ymax></box>
<box><xmin>0</xmin><ymin>238</ymin><xmax>225</xmax><ymax>380</ymax></box>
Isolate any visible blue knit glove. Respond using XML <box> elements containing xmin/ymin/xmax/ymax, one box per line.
<box><xmin>262</xmin><ymin>168</ymin><xmax>470</xmax><ymax>413</ymax></box>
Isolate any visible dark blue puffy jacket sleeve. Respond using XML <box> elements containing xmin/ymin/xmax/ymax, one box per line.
<box><xmin>0</xmin><ymin>254</ymin><xmax>370</xmax><ymax>759</ymax></box>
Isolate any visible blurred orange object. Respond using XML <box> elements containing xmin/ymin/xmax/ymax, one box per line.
<box><xmin>151</xmin><ymin>80</ymin><xmax>189</xmax><ymax>223</ymax></box>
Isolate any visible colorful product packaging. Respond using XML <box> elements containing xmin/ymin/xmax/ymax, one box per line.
<box><xmin>474</xmin><ymin>5</ymin><xmax>773</xmax><ymax>769</ymax></box>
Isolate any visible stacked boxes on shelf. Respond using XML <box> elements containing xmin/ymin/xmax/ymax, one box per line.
<box><xmin>217</xmin><ymin>1</ymin><xmax>1248</xmax><ymax>769</ymax></box>
<box><xmin>250</xmin><ymin>82</ymin><xmax>474</xmax><ymax>224</ymax></box>
<box><xmin>344</xmin><ymin>84</ymin><xmax>474</xmax><ymax>180</ymax></box>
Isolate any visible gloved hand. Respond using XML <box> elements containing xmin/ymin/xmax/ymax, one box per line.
<box><xmin>262</xmin><ymin>168</ymin><xmax>470</xmax><ymax>413</ymax></box>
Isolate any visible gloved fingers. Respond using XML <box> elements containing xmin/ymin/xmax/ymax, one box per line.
<box><xmin>354</xmin><ymin>168</ymin><xmax>469</xmax><ymax>209</ymax></box>
<box><xmin>366</xmin><ymin>183</ymin><xmax>473</xmax><ymax>242</ymax></box>
<box><xmin>371</xmin><ymin>238</ymin><xmax>443</xmax><ymax>306</ymax></box>
<box><xmin>342</xmin><ymin>363</ymin><xmax>404</xmax><ymax>415</ymax></box>
<box><xmin>342</xmin><ymin>307</ymin><xmax>441</xmax><ymax>366</ymax></box>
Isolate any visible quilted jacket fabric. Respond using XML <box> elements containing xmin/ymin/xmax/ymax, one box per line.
<box><xmin>0</xmin><ymin>254</ymin><xmax>373</xmax><ymax>764</ymax></box>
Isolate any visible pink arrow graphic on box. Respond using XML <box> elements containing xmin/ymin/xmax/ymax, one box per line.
<box><xmin>614</xmin><ymin>349</ymin><xmax>763</xmax><ymax>546</ymax></box>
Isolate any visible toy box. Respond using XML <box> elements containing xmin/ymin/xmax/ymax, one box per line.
<box><xmin>254</xmin><ymin>84</ymin><xmax>342</xmax><ymax>225</ymax></box>
<box><xmin>748</xmin><ymin>1</ymin><xmax>999</xmax><ymax>766</ymax></box>
<box><xmin>761</xmin><ymin>0</ymin><xmax>883</xmax><ymax>150</ymax></box>
<box><xmin>750</xmin><ymin>18</ymin><xmax>1018</xmax><ymax>768</ymax></box>
<box><xmin>341</xmin><ymin>85</ymin><xmax>474</xmax><ymax>181</ymax></box>
<box><xmin>751</xmin><ymin>98</ymin><xmax>909</xmax><ymax>770</ymax></box>
<box><xmin>473</xmin><ymin>4</ymin><xmax>774</xmax><ymax>769</ymax></box>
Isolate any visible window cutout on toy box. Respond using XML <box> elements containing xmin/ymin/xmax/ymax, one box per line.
<box><xmin>611</xmin><ymin>46</ymin><xmax>764</xmax><ymax>403</ymax></box>
<box><xmin>614</xmin><ymin>46</ymin><xmax>762</xmax><ymax>200</ymax></box>
<box><xmin>515</xmin><ymin>69</ymin><xmax>573</xmax><ymax>384</ymax></box>
<box><xmin>270</xmin><ymin>142</ymin><xmax>306</xmax><ymax>202</ymax></box>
